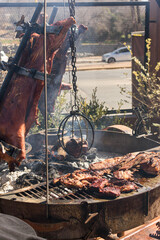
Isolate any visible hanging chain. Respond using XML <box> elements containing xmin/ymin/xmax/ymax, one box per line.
<box><xmin>68</xmin><ymin>0</ymin><xmax>78</xmax><ymax>111</ymax></box>
<box><xmin>68</xmin><ymin>0</ymin><xmax>75</xmax><ymax>17</ymax></box>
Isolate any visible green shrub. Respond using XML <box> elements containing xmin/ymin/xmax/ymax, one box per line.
<box><xmin>122</xmin><ymin>39</ymin><xmax>160</xmax><ymax>133</ymax></box>
<box><xmin>78</xmin><ymin>87</ymin><xmax>109</xmax><ymax>129</ymax></box>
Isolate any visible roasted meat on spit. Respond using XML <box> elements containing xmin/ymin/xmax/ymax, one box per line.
<box><xmin>0</xmin><ymin>17</ymin><xmax>76</xmax><ymax>171</ymax></box>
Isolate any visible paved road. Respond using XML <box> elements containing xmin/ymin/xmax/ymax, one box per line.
<box><xmin>63</xmin><ymin>68</ymin><xmax>132</xmax><ymax>110</ymax></box>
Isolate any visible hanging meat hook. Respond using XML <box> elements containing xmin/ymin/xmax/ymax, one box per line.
<box><xmin>57</xmin><ymin>0</ymin><xmax>94</xmax><ymax>158</ymax></box>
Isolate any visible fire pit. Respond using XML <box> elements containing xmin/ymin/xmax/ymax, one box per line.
<box><xmin>0</xmin><ymin>1</ymin><xmax>159</xmax><ymax>239</ymax></box>
<box><xmin>0</xmin><ymin>130</ymin><xmax>160</xmax><ymax>240</ymax></box>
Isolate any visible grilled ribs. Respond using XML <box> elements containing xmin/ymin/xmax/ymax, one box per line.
<box><xmin>113</xmin><ymin>170</ymin><xmax>134</xmax><ymax>181</ymax></box>
<box><xmin>53</xmin><ymin>151</ymin><xmax>160</xmax><ymax>199</ymax></box>
<box><xmin>120</xmin><ymin>182</ymin><xmax>138</xmax><ymax>193</ymax></box>
<box><xmin>99</xmin><ymin>186</ymin><xmax>121</xmax><ymax>198</ymax></box>
<box><xmin>90</xmin><ymin>178</ymin><xmax>109</xmax><ymax>190</ymax></box>
<box><xmin>53</xmin><ymin>169</ymin><xmax>98</xmax><ymax>188</ymax></box>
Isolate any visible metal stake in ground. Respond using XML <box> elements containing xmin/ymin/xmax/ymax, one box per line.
<box><xmin>43</xmin><ymin>0</ymin><xmax>49</xmax><ymax>217</ymax></box>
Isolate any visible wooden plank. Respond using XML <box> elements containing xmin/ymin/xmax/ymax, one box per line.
<box><xmin>120</xmin><ymin>216</ymin><xmax>160</xmax><ymax>240</ymax></box>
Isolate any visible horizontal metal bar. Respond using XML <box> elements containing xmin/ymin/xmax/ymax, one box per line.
<box><xmin>107</xmin><ymin>109</ymin><xmax>133</xmax><ymax>114</ymax></box>
<box><xmin>74</xmin><ymin>2</ymin><xmax>149</xmax><ymax>7</ymax></box>
<box><xmin>0</xmin><ymin>1</ymin><xmax>149</xmax><ymax>8</ymax></box>
<box><xmin>14</xmin><ymin>65</ymin><xmax>54</xmax><ymax>82</ymax></box>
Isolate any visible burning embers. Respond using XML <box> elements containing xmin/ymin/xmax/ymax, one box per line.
<box><xmin>53</xmin><ymin>151</ymin><xmax>160</xmax><ymax>199</ymax></box>
<box><xmin>1</xmin><ymin>149</ymin><xmax>160</xmax><ymax>200</ymax></box>
<box><xmin>0</xmin><ymin>147</ymin><xmax>118</xmax><ymax>194</ymax></box>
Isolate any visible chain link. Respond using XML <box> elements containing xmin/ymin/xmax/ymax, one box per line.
<box><xmin>68</xmin><ymin>0</ymin><xmax>75</xmax><ymax>18</ymax></box>
<box><xmin>68</xmin><ymin>0</ymin><xmax>78</xmax><ymax>109</ymax></box>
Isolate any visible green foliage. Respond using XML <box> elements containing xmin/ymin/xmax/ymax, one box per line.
<box><xmin>78</xmin><ymin>87</ymin><xmax>108</xmax><ymax>129</ymax></box>
<box><xmin>122</xmin><ymin>39</ymin><xmax>160</xmax><ymax>133</ymax></box>
<box><xmin>78</xmin><ymin>88</ymin><xmax>133</xmax><ymax>130</ymax></box>
<box><xmin>131</xmin><ymin>39</ymin><xmax>160</xmax><ymax>119</ymax></box>
<box><xmin>112</xmin><ymin>100</ymin><xmax>129</xmax><ymax>126</ymax></box>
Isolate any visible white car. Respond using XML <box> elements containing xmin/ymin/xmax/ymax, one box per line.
<box><xmin>1</xmin><ymin>51</ymin><xmax>8</xmax><ymax>62</ymax></box>
<box><xmin>102</xmin><ymin>46</ymin><xmax>131</xmax><ymax>63</ymax></box>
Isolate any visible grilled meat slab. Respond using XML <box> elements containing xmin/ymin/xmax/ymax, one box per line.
<box><xmin>89</xmin><ymin>156</ymin><xmax>122</xmax><ymax>171</ymax></box>
<box><xmin>140</xmin><ymin>154</ymin><xmax>160</xmax><ymax>175</ymax></box>
<box><xmin>120</xmin><ymin>182</ymin><xmax>138</xmax><ymax>193</ymax></box>
<box><xmin>113</xmin><ymin>170</ymin><xmax>134</xmax><ymax>181</ymax></box>
<box><xmin>99</xmin><ymin>186</ymin><xmax>121</xmax><ymax>198</ymax></box>
<box><xmin>53</xmin><ymin>151</ymin><xmax>160</xmax><ymax>199</ymax></box>
<box><xmin>90</xmin><ymin>178</ymin><xmax>109</xmax><ymax>190</ymax></box>
<box><xmin>53</xmin><ymin>169</ymin><xmax>98</xmax><ymax>188</ymax></box>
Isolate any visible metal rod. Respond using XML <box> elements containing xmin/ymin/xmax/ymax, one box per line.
<box><xmin>63</xmin><ymin>0</ymin><xmax>66</xmax><ymax>18</ymax></box>
<box><xmin>107</xmin><ymin>108</ymin><xmax>133</xmax><ymax>114</ymax></box>
<box><xmin>48</xmin><ymin>6</ymin><xmax>58</xmax><ymax>24</ymax></box>
<box><xmin>43</xmin><ymin>0</ymin><xmax>49</xmax><ymax>216</ymax></box>
<box><xmin>144</xmin><ymin>1</ymin><xmax>150</xmax><ymax>66</ymax></box>
<box><xmin>0</xmin><ymin>2</ymin><xmax>149</xmax><ymax>7</ymax></box>
<box><xmin>0</xmin><ymin>2</ymin><xmax>43</xmax><ymax>104</ymax></box>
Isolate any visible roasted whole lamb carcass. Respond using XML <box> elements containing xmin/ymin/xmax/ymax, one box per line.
<box><xmin>0</xmin><ymin>17</ymin><xmax>76</xmax><ymax>171</ymax></box>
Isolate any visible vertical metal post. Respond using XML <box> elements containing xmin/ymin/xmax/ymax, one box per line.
<box><xmin>144</xmin><ymin>2</ymin><xmax>150</xmax><ymax>66</ymax></box>
<box><xmin>44</xmin><ymin>0</ymin><xmax>49</xmax><ymax>217</ymax></box>
<box><xmin>63</xmin><ymin>0</ymin><xmax>66</xmax><ymax>18</ymax></box>
<box><xmin>48</xmin><ymin>6</ymin><xmax>58</xmax><ymax>24</ymax></box>
<box><xmin>0</xmin><ymin>42</ymin><xmax>2</xmax><ymax>82</ymax></box>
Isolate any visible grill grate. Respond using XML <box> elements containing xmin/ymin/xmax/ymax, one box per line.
<box><xmin>14</xmin><ymin>181</ymin><xmax>93</xmax><ymax>202</ymax></box>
